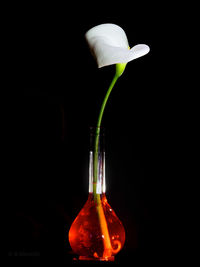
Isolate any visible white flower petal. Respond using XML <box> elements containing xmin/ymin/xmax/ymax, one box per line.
<box><xmin>91</xmin><ymin>40</ymin><xmax>130</xmax><ymax>68</ymax></box>
<box><xmin>90</xmin><ymin>41</ymin><xmax>150</xmax><ymax>68</ymax></box>
<box><xmin>85</xmin><ymin>23</ymin><xmax>150</xmax><ymax>68</ymax></box>
<box><xmin>85</xmin><ymin>23</ymin><xmax>129</xmax><ymax>49</ymax></box>
<box><xmin>128</xmin><ymin>44</ymin><xmax>150</xmax><ymax>62</ymax></box>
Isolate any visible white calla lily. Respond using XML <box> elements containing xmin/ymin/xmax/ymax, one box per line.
<box><xmin>82</xmin><ymin>24</ymin><xmax>150</xmax><ymax>259</ymax></box>
<box><xmin>85</xmin><ymin>23</ymin><xmax>150</xmax><ymax>68</ymax></box>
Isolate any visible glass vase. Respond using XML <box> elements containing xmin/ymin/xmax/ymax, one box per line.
<box><xmin>68</xmin><ymin>127</ymin><xmax>125</xmax><ymax>261</ymax></box>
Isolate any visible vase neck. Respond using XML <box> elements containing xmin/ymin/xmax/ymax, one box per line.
<box><xmin>89</xmin><ymin>150</ymin><xmax>106</xmax><ymax>194</ymax></box>
<box><xmin>88</xmin><ymin>127</ymin><xmax>106</xmax><ymax>195</ymax></box>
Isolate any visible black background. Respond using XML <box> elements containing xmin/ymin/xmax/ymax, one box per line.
<box><xmin>5</xmin><ymin>1</ymin><xmax>184</xmax><ymax>265</ymax></box>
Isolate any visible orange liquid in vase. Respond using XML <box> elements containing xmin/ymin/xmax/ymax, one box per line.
<box><xmin>68</xmin><ymin>193</ymin><xmax>125</xmax><ymax>261</ymax></box>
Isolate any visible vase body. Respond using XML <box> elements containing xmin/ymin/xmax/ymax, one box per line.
<box><xmin>68</xmin><ymin>128</ymin><xmax>125</xmax><ymax>261</ymax></box>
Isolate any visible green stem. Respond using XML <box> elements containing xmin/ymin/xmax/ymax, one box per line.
<box><xmin>93</xmin><ymin>63</ymin><xmax>127</xmax><ymax>198</ymax></box>
<box><xmin>93</xmin><ymin>74</ymin><xmax>119</xmax><ymax>198</ymax></box>
<box><xmin>93</xmin><ymin>63</ymin><xmax>127</xmax><ymax>197</ymax></box>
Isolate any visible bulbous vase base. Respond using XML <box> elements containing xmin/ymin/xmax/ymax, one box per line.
<box><xmin>69</xmin><ymin>194</ymin><xmax>125</xmax><ymax>262</ymax></box>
